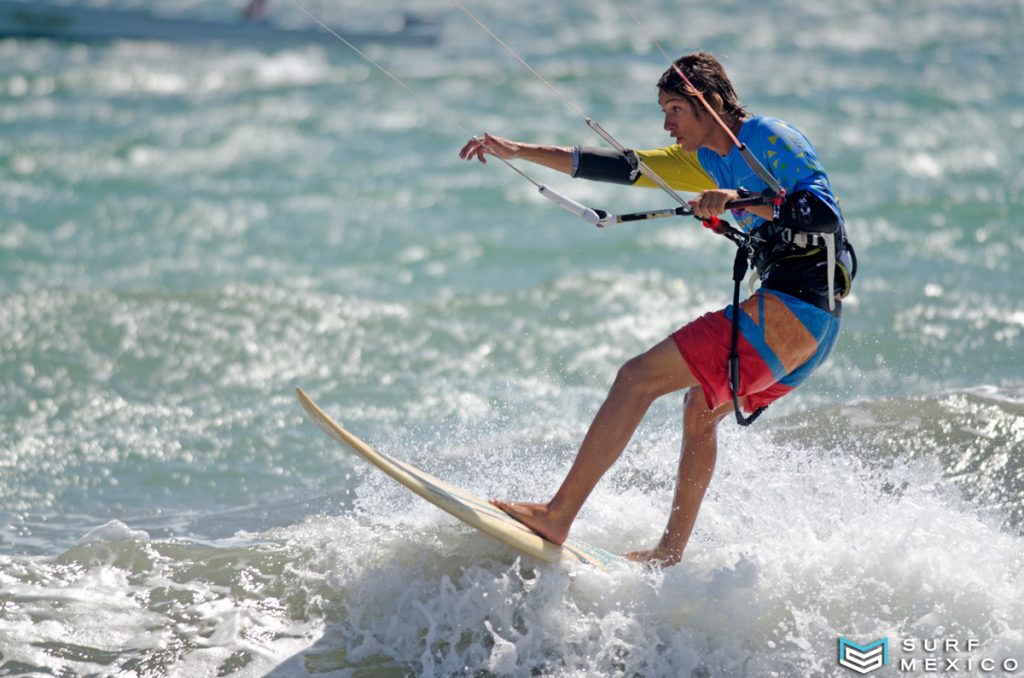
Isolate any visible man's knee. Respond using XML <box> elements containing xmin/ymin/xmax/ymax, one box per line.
<box><xmin>612</xmin><ymin>338</ymin><xmax>696</xmax><ymax>402</ymax></box>
<box><xmin>613</xmin><ymin>353</ymin><xmax>662</xmax><ymax>401</ymax></box>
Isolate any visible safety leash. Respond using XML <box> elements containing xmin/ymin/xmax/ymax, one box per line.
<box><xmin>698</xmin><ymin>214</ymin><xmax>769</xmax><ymax>427</ymax></box>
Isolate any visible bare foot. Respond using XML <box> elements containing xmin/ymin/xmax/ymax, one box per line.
<box><xmin>625</xmin><ymin>547</ymin><xmax>681</xmax><ymax>568</ymax></box>
<box><xmin>489</xmin><ymin>500</ymin><xmax>571</xmax><ymax>545</ymax></box>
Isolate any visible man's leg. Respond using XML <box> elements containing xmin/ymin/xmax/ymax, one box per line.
<box><xmin>491</xmin><ymin>336</ymin><xmax>699</xmax><ymax>544</ymax></box>
<box><xmin>626</xmin><ymin>387</ymin><xmax>733</xmax><ymax>566</ymax></box>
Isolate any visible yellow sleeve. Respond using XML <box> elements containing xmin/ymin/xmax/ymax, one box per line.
<box><xmin>633</xmin><ymin>145</ymin><xmax>716</xmax><ymax>193</ymax></box>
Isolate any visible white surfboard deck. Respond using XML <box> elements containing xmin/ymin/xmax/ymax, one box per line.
<box><xmin>296</xmin><ymin>388</ymin><xmax>623</xmax><ymax>571</ymax></box>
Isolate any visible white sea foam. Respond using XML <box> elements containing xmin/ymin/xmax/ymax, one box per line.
<box><xmin>266</xmin><ymin>420</ymin><xmax>1024</xmax><ymax>675</ymax></box>
<box><xmin>2</xmin><ymin>399</ymin><xmax>1023</xmax><ymax>675</ymax></box>
<box><xmin>76</xmin><ymin>519</ymin><xmax>150</xmax><ymax>545</ymax></box>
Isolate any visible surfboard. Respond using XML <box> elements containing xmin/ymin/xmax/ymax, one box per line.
<box><xmin>295</xmin><ymin>388</ymin><xmax>623</xmax><ymax>570</ymax></box>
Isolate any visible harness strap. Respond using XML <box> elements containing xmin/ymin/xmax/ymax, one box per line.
<box><xmin>825</xmin><ymin>233</ymin><xmax>837</xmax><ymax>311</ymax></box>
<box><xmin>728</xmin><ymin>245</ymin><xmax>768</xmax><ymax>427</ymax></box>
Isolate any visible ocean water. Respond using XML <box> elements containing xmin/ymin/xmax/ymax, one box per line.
<box><xmin>1</xmin><ymin>0</ymin><xmax>1022</xmax><ymax>675</ymax></box>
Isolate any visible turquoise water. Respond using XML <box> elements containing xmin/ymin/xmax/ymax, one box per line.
<box><xmin>1</xmin><ymin>0</ymin><xmax>1023</xmax><ymax>675</ymax></box>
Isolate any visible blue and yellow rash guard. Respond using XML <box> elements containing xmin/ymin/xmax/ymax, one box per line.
<box><xmin>634</xmin><ymin>115</ymin><xmax>840</xmax><ymax>234</ymax></box>
<box><xmin>622</xmin><ymin>116</ymin><xmax>848</xmax><ymax>307</ymax></box>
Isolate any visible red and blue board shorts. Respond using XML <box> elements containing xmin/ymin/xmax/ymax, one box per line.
<box><xmin>671</xmin><ymin>289</ymin><xmax>842</xmax><ymax>412</ymax></box>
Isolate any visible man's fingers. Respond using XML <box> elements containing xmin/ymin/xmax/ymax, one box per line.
<box><xmin>458</xmin><ymin>139</ymin><xmax>490</xmax><ymax>163</ymax></box>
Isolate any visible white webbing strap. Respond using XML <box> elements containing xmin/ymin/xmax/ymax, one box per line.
<box><xmin>825</xmin><ymin>232</ymin><xmax>837</xmax><ymax>311</ymax></box>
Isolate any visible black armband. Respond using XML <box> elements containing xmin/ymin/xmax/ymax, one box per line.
<box><xmin>571</xmin><ymin>146</ymin><xmax>640</xmax><ymax>185</ymax></box>
<box><xmin>773</xmin><ymin>189</ymin><xmax>842</xmax><ymax>234</ymax></box>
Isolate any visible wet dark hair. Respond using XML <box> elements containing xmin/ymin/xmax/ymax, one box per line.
<box><xmin>657</xmin><ymin>52</ymin><xmax>747</xmax><ymax>121</ymax></box>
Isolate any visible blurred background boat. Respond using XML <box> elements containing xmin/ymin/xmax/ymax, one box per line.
<box><xmin>0</xmin><ymin>0</ymin><xmax>439</xmax><ymax>48</ymax></box>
